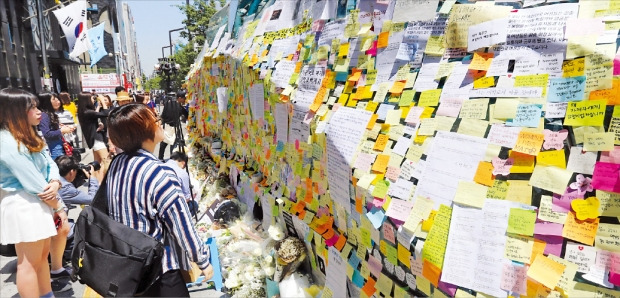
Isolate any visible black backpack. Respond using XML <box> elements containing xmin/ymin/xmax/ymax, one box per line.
<box><xmin>71</xmin><ymin>169</ymin><xmax>164</xmax><ymax>297</ymax></box>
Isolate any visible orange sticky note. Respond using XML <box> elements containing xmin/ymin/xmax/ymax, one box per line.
<box><xmin>530</xmin><ymin>238</ymin><xmax>546</xmax><ymax>264</ymax></box>
<box><xmin>362</xmin><ymin>277</ymin><xmax>377</xmax><ymax>296</ymax></box>
<box><xmin>422</xmin><ymin>260</ymin><xmax>441</xmax><ymax>287</ymax></box>
<box><xmin>334</xmin><ymin>234</ymin><xmax>347</xmax><ymax>251</ymax></box>
<box><xmin>527</xmin><ymin>254</ymin><xmax>566</xmax><ymax>289</ymax></box>
<box><xmin>372</xmin><ymin>154</ymin><xmax>390</xmax><ymax>173</ymax></box>
<box><xmin>562</xmin><ymin>211</ymin><xmax>600</xmax><ymax>245</ymax></box>
<box><xmin>513</xmin><ymin>131</ymin><xmax>545</xmax><ymax>156</ymax></box>
<box><xmin>469</xmin><ymin>52</ymin><xmax>494</xmax><ymax>70</ymax></box>
<box><xmin>589</xmin><ymin>78</ymin><xmax>620</xmax><ymax>105</ymax></box>
<box><xmin>377</xmin><ymin>32</ymin><xmax>389</xmax><ymax>48</ymax></box>
<box><xmin>374</xmin><ymin>134</ymin><xmax>389</xmax><ymax>151</ymax></box>
<box><xmin>389</xmin><ymin>81</ymin><xmax>406</xmax><ymax>94</ymax></box>
<box><xmin>366</xmin><ymin>114</ymin><xmax>378</xmax><ymax>129</ymax></box>
<box><xmin>348</xmin><ymin>71</ymin><xmax>362</xmax><ymax>82</ymax></box>
<box><xmin>474</xmin><ymin>161</ymin><xmax>495</xmax><ymax>186</ymax></box>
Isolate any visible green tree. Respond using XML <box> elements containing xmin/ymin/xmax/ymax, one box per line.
<box><xmin>144</xmin><ymin>75</ymin><xmax>163</xmax><ymax>91</ymax></box>
<box><xmin>168</xmin><ymin>43</ymin><xmax>198</xmax><ymax>90</ymax></box>
<box><xmin>178</xmin><ymin>0</ymin><xmax>225</xmax><ymax>47</ymax></box>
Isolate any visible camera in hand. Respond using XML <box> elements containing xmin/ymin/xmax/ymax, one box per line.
<box><xmin>72</xmin><ymin>161</ymin><xmax>101</xmax><ymax>187</ymax></box>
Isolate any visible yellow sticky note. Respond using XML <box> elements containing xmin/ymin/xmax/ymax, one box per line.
<box><xmin>564</xmin><ymin>100</ymin><xmax>607</xmax><ymax>126</ymax></box>
<box><xmin>537</xmin><ymin>150</ymin><xmax>566</xmax><ymax>168</ymax></box>
<box><xmin>385</xmin><ymin>110</ymin><xmax>402</xmax><ymax>125</ymax></box>
<box><xmin>469</xmin><ymin>52</ymin><xmax>494</xmax><ymax>70</ymax></box>
<box><xmin>562</xmin><ymin>211</ymin><xmax>599</xmax><ymax>246</ymax></box>
<box><xmin>566</xmin><ymin>35</ymin><xmax>597</xmax><ymax>59</ymax></box>
<box><xmin>474</xmin><ymin>76</ymin><xmax>495</xmax><ymax>89</ymax></box>
<box><xmin>513</xmin><ymin>131</ymin><xmax>545</xmax><ymax>156</ymax></box>
<box><xmin>418</xmin><ymin>89</ymin><xmax>441</xmax><ymax>107</ymax></box>
<box><xmin>417</xmin><ymin>275</ymin><xmax>432</xmax><ymax>296</ymax></box>
<box><xmin>487</xmin><ymin>180</ymin><xmax>509</xmax><ymax>200</ymax></box>
<box><xmin>596</xmin><ymin>223</ymin><xmax>620</xmax><ymax>253</ymax></box>
<box><xmin>422</xmin><ymin>205</ymin><xmax>452</xmax><ymax>269</ymax></box>
<box><xmin>399</xmin><ymin>90</ymin><xmax>415</xmax><ymax>107</ymax></box>
<box><xmin>453</xmin><ymin>181</ymin><xmax>488</xmax><ymax>208</ymax></box>
<box><xmin>338</xmin><ymin>43</ymin><xmax>349</xmax><ymax>58</ymax></box>
<box><xmin>570</xmin><ymin>197</ymin><xmax>600</xmax><ymax>220</ymax></box>
<box><xmin>506</xmin><ymin>180</ymin><xmax>532</xmax><ymax>205</ymax></box>
<box><xmin>421</xmin><ymin>210</ymin><xmax>437</xmax><ymax>231</ymax></box>
<box><xmin>584</xmin><ymin>132</ymin><xmax>614</xmax><ymax>151</ymax></box>
<box><xmin>504</xmin><ymin>234</ymin><xmax>534</xmax><ymax>264</ymax></box>
<box><xmin>527</xmin><ymin>255</ymin><xmax>567</xmax><ymax>290</ymax></box>
<box><xmin>397</xmin><ymin>243</ymin><xmax>411</xmax><ymax>268</ymax></box>
<box><xmin>597</xmin><ymin>190</ymin><xmax>620</xmax><ymax>218</ymax></box>
<box><xmin>390</xmin><ymin>81</ymin><xmax>406</xmax><ymax>94</ymax></box>
<box><xmin>562</xmin><ymin>58</ymin><xmax>585</xmax><ymax>77</ymax></box>
<box><xmin>529</xmin><ymin>165</ymin><xmax>573</xmax><ymax>195</ymax></box>
<box><xmin>425</xmin><ymin>35</ymin><xmax>446</xmax><ymax>56</ymax></box>
<box><xmin>457</xmin><ymin>118</ymin><xmax>489</xmax><ymax>138</ymax></box>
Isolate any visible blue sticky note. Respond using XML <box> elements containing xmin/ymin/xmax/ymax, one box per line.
<box><xmin>276</xmin><ymin>141</ymin><xmax>284</xmax><ymax>152</ymax></box>
<box><xmin>547</xmin><ymin>76</ymin><xmax>586</xmax><ymax>103</ymax></box>
<box><xmin>506</xmin><ymin>104</ymin><xmax>542</xmax><ymax>128</ymax></box>
<box><xmin>366</xmin><ymin>207</ymin><xmax>386</xmax><ymax>229</ymax></box>
<box><xmin>348</xmin><ymin>253</ymin><xmax>361</xmax><ymax>268</ymax></box>
<box><xmin>336</xmin><ymin>71</ymin><xmax>349</xmax><ymax>82</ymax></box>
<box><xmin>352</xmin><ymin>270</ymin><xmax>365</xmax><ymax>287</ymax></box>
<box><xmin>266</xmin><ymin>278</ymin><xmax>280</xmax><ymax>297</ymax></box>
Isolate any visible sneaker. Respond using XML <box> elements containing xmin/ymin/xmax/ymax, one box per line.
<box><xmin>50</xmin><ymin>268</ymin><xmax>72</xmax><ymax>280</ymax></box>
<box><xmin>51</xmin><ymin>279</ymin><xmax>72</xmax><ymax>293</ymax></box>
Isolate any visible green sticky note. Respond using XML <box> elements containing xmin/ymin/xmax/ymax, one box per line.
<box><xmin>360</xmin><ymin>228</ymin><xmax>372</xmax><ymax>247</ymax></box>
<box><xmin>507</xmin><ymin>208</ymin><xmax>537</xmax><ymax>236</ymax></box>
<box><xmin>385</xmin><ymin>243</ymin><xmax>398</xmax><ymax>265</ymax></box>
<box><xmin>289</xmin><ymin>73</ymin><xmax>299</xmax><ymax>85</ymax></box>
<box><xmin>309</xmin><ymin>198</ymin><xmax>319</xmax><ymax>212</ymax></box>
<box><xmin>371</xmin><ymin>180</ymin><xmax>390</xmax><ymax>199</ymax></box>
<box><xmin>399</xmin><ymin>89</ymin><xmax>416</xmax><ymax>107</ymax></box>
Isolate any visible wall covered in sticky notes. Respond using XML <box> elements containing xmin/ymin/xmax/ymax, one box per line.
<box><xmin>186</xmin><ymin>0</ymin><xmax>620</xmax><ymax>296</ymax></box>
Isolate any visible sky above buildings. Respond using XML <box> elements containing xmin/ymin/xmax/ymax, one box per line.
<box><xmin>127</xmin><ymin>0</ymin><xmax>188</xmax><ymax>76</ymax></box>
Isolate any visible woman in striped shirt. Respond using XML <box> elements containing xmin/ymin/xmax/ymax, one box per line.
<box><xmin>106</xmin><ymin>103</ymin><xmax>212</xmax><ymax>296</ymax></box>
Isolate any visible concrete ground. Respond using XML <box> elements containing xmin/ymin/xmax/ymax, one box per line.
<box><xmin>0</xmin><ymin>121</ymin><xmax>225</xmax><ymax>297</ymax></box>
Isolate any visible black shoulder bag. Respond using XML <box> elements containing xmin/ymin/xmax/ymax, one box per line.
<box><xmin>71</xmin><ymin>169</ymin><xmax>164</xmax><ymax>297</ymax></box>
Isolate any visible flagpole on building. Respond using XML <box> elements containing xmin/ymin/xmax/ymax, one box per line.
<box><xmin>36</xmin><ymin>0</ymin><xmax>50</xmax><ymax>91</ymax></box>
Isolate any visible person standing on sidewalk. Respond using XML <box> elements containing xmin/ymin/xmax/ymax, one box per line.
<box><xmin>77</xmin><ymin>92</ymin><xmax>109</xmax><ymax>163</ymax></box>
<box><xmin>0</xmin><ymin>88</ymin><xmax>68</xmax><ymax>298</ymax></box>
<box><xmin>107</xmin><ymin>104</ymin><xmax>213</xmax><ymax>296</ymax></box>
<box><xmin>158</xmin><ymin>91</ymin><xmax>188</xmax><ymax>160</ymax></box>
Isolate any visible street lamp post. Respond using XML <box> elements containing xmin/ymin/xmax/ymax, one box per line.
<box><xmin>169</xmin><ymin>28</ymin><xmax>184</xmax><ymax>56</ymax></box>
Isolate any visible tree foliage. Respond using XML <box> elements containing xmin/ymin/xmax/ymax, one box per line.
<box><xmin>178</xmin><ymin>0</ymin><xmax>225</xmax><ymax>47</ymax></box>
<box><xmin>144</xmin><ymin>75</ymin><xmax>163</xmax><ymax>92</ymax></box>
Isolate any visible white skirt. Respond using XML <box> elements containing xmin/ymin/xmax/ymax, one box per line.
<box><xmin>0</xmin><ymin>190</ymin><xmax>57</xmax><ymax>244</ymax></box>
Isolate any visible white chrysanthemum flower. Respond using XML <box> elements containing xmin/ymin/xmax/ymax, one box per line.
<box><xmin>268</xmin><ymin>224</ymin><xmax>285</xmax><ymax>241</ymax></box>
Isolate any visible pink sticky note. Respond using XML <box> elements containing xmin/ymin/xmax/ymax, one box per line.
<box><xmin>501</xmin><ymin>263</ymin><xmax>527</xmax><ymax>295</ymax></box>
<box><xmin>614</xmin><ymin>57</ymin><xmax>620</xmax><ymax>76</ymax></box>
<box><xmin>382</xmin><ymin>222</ymin><xmax>396</xmax><ymax>244</ymax></box>
<box><xmin>542</xmin><ymin>129</ymin><xmax>568</xmax><ymax>150</ymax></box>
<box><xmin>367</xmin><ymin>255</ymin><xmax>383</xmax><ymax>277</ymax></box>
<box><xmin>365</xmin><ymin>41</ymin><xmax>378</xmax><ymax>56</ymax></box>
<box><xmin>552</xmin><ymin>188</ymin><xmax>583</xmax><ymax>212</ymax></box>
<box><xmin>385</xmin><ymin>198</ymin><xmax>414</xmax><ymax>222</ymax></box>
<box><xmin>325</xmin><ymin>234</ymin><xmax>339</xmax><ymax>246</ymax></box>
<box><xmin>600</xmin><ymin>146</ymin><xmax>620</xmax><ymax>163</ymax></box>
<box><xmin>372</xmin><ymin>198</ymin><xmax>385</xmax><ymax>208</ymax></box>
<box><xmin>492</xmin><ymin>157</ymin><xmax>514</xmax><ymax>176</ymax></box>
<box><xmin>536</xmin><ymin>235</ymin><xmax>564</xmax><ymax>257</ymax></box>
<box><xmin>438</xmin><ymin>280</ymin><xmax>458</xmax><ymax>297</ymax></box>
<box><xmin>592</xmin><ymin>162</ymin><xmax>620</xmax><ymax>193</ymax></box>
<box><xmin>385</xmin><ymin>166</ymin><xmax>401</xmax><ymax>182</ymax></box>
<box><xmin>534</xmin><ymin>222</ymin><xmax>564</xmax><ymax>236</ymax></box>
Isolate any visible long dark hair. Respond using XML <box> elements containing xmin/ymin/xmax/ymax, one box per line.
<box><xmin>77</xmin><ymin>92</ymin><xmax>95</xmax><ymax>121</ymax></box>
<box><xmin>38</xmin><ymin>92</ymin><xmax>60</xmax><ymax>130</ymax></box>
<box><xmin>0</xmin><ymin>88</ymin><xmax>46</xmax><ymax>152</ymax></box>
